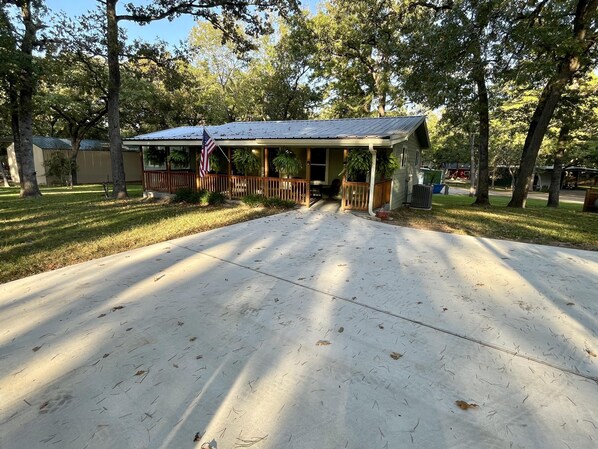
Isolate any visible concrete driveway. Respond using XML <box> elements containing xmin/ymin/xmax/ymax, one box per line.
<box><xmin>1</xmin><ymin>209</ymin><xmax>597</xmax><ymax>449</ymax></box>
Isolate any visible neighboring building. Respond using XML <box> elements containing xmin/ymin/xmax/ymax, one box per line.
<box><xmin>6</xmin><ymin>137</ymin><xmax>141</xmax><ymax>185</ymax></box>
<box><xmin>124</xmin><ymin>116</ymin><xmax>430</xmax><ymax>211</ymax></box>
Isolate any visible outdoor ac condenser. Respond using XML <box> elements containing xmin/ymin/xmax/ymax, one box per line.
<box><xmin>411</xmin><ymin>184</ymin><xmax>433</xmax><ymax>210</ymax></box>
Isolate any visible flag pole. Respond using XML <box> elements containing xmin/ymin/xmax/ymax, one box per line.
<box><xmin>204</xmin><ymin>128</ymin><xmax>229</xmax><ymax>162</ymax></box>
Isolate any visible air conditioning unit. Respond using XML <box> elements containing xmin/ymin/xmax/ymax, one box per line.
<box><xmin>411</xmin><ymin>184</ymin><xmax>433</xmax><ymax>210</ymax></box>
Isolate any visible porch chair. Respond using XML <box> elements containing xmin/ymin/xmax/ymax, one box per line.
<box><xmin>321</xmin><ymin>178</ymin><xmax>341</xmax><ymax>199</ymax></box>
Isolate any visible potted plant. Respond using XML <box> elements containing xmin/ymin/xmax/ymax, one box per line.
<box><xmin>232</xmin><ymin>148</ymin><xmax>260</xmax><ymax>176</ymax></box>
<box><xmin>272</xmin><ymin>149</ymin><xmax>302</xmax><ymax>178</ymax></box>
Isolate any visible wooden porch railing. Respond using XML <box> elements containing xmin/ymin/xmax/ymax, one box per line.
<box><xmin>144</xmin><ymin>171</ymin><xmax>312</xmax><ymax>206</ymax></box>
<box><xmin>198</xmin><ymin>174</ymin><xmax>229</xmax><ymax>194</ymax></box>
<box><xmin>198</xmin><ymin>174</ymin><xmax>308</xmax><ymax>205</ymax></box>
<box><xmin>144</xmin><ymin>170</ymin><xmax>195</xmax><ymax>193</ymax></box>
<box><xmin>343</xmin><ymin>179</ymin><xmax>392</xmax><ymax>210</ymax></box>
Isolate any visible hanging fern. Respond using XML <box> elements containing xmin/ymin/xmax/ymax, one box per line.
<box><xmin>377</xmin><ymin>151</ymin><xmax>400</xmax><ymax>179</ymax></box>
<box><xmin>345</xmin><ymin>149</ymin><xmax>372</xmax><ymax>180</ymax></box>
<box><xmin>342</xmin><ymin>149</ymin><xmax>400</xmax><ymax>181</ymax></box>
<box><xmin>232</xmin><ymin>148</ymin><xmax>260</xmax><ymax>176</ymax></box>
<box><xmin>144</xmin><ymin>146</ymin><xmax>166</xmax><ymax>167</ymax></box>
<box><xmin>272</xmin><ymin>149</ymin><xmax>302</xmax><ymax>178</ymax></box>
<box><xmin>168</xmin><ymin>147</ymin><xmax>189</xmax><ymax>169</ymax></box>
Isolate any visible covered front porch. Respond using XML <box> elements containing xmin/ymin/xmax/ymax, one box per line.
<box><xmin>140</xmin><ymin>145</ymin><xmax>392</xmax><ymax>211</ymax></box>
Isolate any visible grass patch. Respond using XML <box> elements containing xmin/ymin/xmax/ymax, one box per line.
<box><xmin>388</xmin><ymin>195</ymin><xmax>598</xmax><ymax>251</ymax></box>
<box><xmin>0</xmin><ymin>184</ymin><xmax>277</xmax><ymax>283</ymax></box>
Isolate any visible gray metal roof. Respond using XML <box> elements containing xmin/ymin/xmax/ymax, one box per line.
<box><xmin>127</xmin><ymin>116</ymin><xmax>430</xmax><ymax>147</ymax></box>
<box><xmin>30</xmin><ymin>137</ymin><xmax>136</xmax><ymax>151</ymax></box>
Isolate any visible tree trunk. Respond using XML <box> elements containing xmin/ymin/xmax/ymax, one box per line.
<box><xmin>106</xmin><ymin>0</ymin><xmax>128</xmax><ymax>198</ymax></box>
<box><xmin>547</xmin><ymin>125</ymin><xmax>569</xmax><ymax>207</ymax></box>
<box><xmin>472</xmin><ymin>57</ymin><xmax>490</xmax><ymax>206</ymax></box>
<box><xmin>16</xmin><ymin>0</ymin><xmax>41</xmax><ymax>197</ymax></box>
<box><xmin>469</xmin><ymin>132</ymin><xmax>476</xmax><ymax>197</ymax></box>
<box><xmin>69</xmin><ymin>137</ymin><xmax>82</xmax><ymax>186</ymax></box>
<box><xmin>508</xmin><ymin>0</ymin><xmax>597</xmax><ymax>208</ymax></box>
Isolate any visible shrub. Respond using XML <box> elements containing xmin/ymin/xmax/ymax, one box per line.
<box><xmin>205</xmin><ymin>191</ymin><xmax>226</xmax><ymax>206</ymax></box>
<box><xmin>241</xmin><ymin>195</ymin><xmax>295</xmax><ymax>209</ymax></box>
<box><xmin>263</xmin><ymin>197</ymin><xmax>296</xmax><ymax>209</ymax></box>
<box><xmin>173</xmin><ymin>188</ymin><xmax>202</xmax><ymax>204</ymax></box>
<box><xmin>43</xmin><ymin>152</ymin><xmax>76</xmax><ymax>186</ymax></box>
<box><xmin>242</xmin><ymin>194</ymin><xmax>266</xmax><ymax>207</ymax></box>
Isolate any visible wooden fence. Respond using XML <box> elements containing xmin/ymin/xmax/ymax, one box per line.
<box><xmin>343</xmin><ymin>179</ymin><xmax>392</xmax><ymax>210</ymax></box>
<box><xmin>144</xmin><ymin>170</ymin><xmax>390</xmax><ymax>210</ymax></box>
<box><xmin>144</xmin><ymin>170</ymin><xmax>195</xmax><ymax>193</ymax></box>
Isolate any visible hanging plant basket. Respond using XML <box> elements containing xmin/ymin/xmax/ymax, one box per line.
<box><xmin>272</xmin><ymin>149</ymin><xmax>302</xmax><ymax>178</ymax></box>
<box><xmin>232</xmin><ymin>148</ymin><xmax>260</xmax><ymax>176</ymax></box>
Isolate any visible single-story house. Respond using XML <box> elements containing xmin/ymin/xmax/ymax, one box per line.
<box><xmin>6</xmin><ymin>137</ymin><xmax>142</xmax><ymax>185</ymax></box>
<box><xmin>123</xmin><ymin>116</ymin><xmax>430</xmax><ymax>212</ymax></box>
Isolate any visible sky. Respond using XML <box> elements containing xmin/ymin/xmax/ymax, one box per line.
<box><xmin>45</xmin><ymin>0</ymin><xmax>320</xmax><ymax>47</ymax></box>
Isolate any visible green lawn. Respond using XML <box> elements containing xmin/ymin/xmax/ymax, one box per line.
<box><xmin>2</xmin><ymin>186</ymin><xmax>596</xmax><ymax>284</ymax></box>
<box><xmin>389</xmin><ymin>194</ymin><xmax>598</xmax><ymax>251</ymax></box>
<box><xmin>0</xmin><ymin>184</ymin><xmax>276</xmax><ymax>284</ymax></box>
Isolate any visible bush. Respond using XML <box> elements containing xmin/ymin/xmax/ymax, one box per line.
<box><xmin>173</xmin><ymin>188</ymin><xmax>202</xmax><ymax>204</ymax></box>
<box><xmin>242</xmin><ymin>194</ymin><xmax>266</xmax><ymax>207</ymax></box>
<box><xmin>44</xmin><ymin>152</ymin><xmax>76</xmax><ymax>186</ymax></box>
<box><xmin>263</xmin><ymin>197</ymin><xmax>296</xmax><ymax>209</ymax></box>
<box><xmin>241</xmin><ymin>194</ymin><xmax>295</xmax><ymax>209</ymax></box>
<box><xmin>205</xmin><ymin>191</ymin><xmax>226</xmax><ymax>206</ymax></box>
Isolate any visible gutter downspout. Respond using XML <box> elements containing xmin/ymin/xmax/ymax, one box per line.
<box><xmin>368</xmin><ymin>143</ymin><xmax>376</xmax><ymax>217</ymax></box>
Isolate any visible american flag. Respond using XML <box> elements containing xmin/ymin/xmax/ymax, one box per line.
<box><xmin>200</xmin><ymin>129</ymin><xmax>217</xmax><ymax>178</ymax></box>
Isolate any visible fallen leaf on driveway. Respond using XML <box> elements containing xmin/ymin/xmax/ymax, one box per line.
<box><xmin>390</xmin><ymin>352</ymin><xmax>402</xmax><ymax>360</ymax></box>
<box><xmin>585</xmin><ymin>348</ymin><xmax>597</xmax><ymax>357</ymax></box>
<box><xmin>135</xmin><ymin>370</ymin><xmax>146</xmax><ymax>376</ymax></box>
<box><xmin>316</xmin><ymin>340</ymin><xmax>331</xmax><ymax>346</ymax></box>
<box><xmin>112</xmin><ymin>306</ymin><xmax>124</xmax><ymax>311</ymax></box>
<box><xmin>32</xmin><ymin>346</ymin><xmax>42</xmax><ymax>352</ymax></box>
<box><xmin>456</xmin><ymin>400</ymin><xmax>478</xmax><ymax>410</ymax></box>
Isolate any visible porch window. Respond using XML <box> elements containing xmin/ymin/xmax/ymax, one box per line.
<box><xmin>310</xmin><ymin>149</ymin><xmax>328</xmax><ymax>184</ymax></box>
<box><xmin>143</xmin><ymin>145</ymin><xmax>166</xmax><ymax>170</ymax></box>
<box><xmin>168</xmin><ymin>146</ymin><xmax>190</xmax><ymax>170</ymax></box>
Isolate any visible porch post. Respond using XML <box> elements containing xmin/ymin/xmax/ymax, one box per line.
<box><xmin>306</xmin><ymin>147</ymin><xmax>311</xmax><ymax>207</ymax></box>
<box><xmin>341</xmin><ymin>148</ymin><xmax>348</xmax><ymax>211</ymax></box>
<box><xmin>166</xmin><ymin>146</ymin><xmax>172</xmax><ymax>193</ymax></box>
<box><xmin>264</xmin><ymin>147</ymin><xmax>269</xmax><ymax>197</ymax></box>
<box><xmin>228</xmin><ymin>147</ymin><xmax>232</xmax><ymax>199</ymax></box>
<box><xmin>195</xmin><ymin>147</ymin><xmax>200</xmax><ymax>192</ymax></box>
<box><xmin>368</xmin><ymin>144</ymin><xmax>376</xmax><ymax>217</ymax></box>
<box><xmin>140</xmin><ymin>148</ymin><xmax>145</xmax><ymax>191</ymax></box>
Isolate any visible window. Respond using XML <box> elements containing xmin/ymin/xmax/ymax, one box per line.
<box><xmin>143</xmin><ymin>146</ymin><xmax>166</xmax><ymax>170</ymax></box>
<box><xmin>401</xmin><ymin>146</ymin><xmax>407</xmax><ymax>167</ymax></box>
<box><xmin>310</xmin><ymin>149</ymin><xmax>328</xmax><ymax>184</ymax></box>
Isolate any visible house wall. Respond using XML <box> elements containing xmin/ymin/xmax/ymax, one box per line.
<box><xmin>72</xmin><ymin>150</ymin><xmax>142</xmax><ymax>183</ymax></box>
<box><xmin>390</xmin><ymin>134</ymin><xmax>421</xmax><ymax>209</ymax></box>
<box><xmin>7</xmin><ymin>143</ymin><xmax>47</xmax><ymax>185</ymax></box>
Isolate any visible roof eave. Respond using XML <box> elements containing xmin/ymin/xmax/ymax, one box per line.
<box><xmin>123</xmin><ymin>137</ymin><xmax>396</xmax><ymax>148</ymax></box>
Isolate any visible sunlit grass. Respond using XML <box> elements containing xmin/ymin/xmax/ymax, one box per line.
<box><xmin>389</xmin><ymin>194</ymin><xmax>598</xmax><ymax>251</ymax></box>
<box><xmin>0</xmin><ymin>184</ymin><xmax>277</xmax><ymax>283</ymax></box>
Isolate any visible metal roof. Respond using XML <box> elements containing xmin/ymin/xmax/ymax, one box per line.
<box><xmin>29</xmin><ymin>137</ymin><xmax>137</xmax><ymax>151</ymax></box>
<box><xmin>126</xmin><ymin>116</ymin><xmax>430</xmax><ymax>147</ymax></box>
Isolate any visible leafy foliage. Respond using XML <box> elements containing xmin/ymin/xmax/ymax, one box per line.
<box><xmin>232</xmin><ymin>148</ymin><xmax>260</xmax><ymax>175</ymax></box>
<box><xmin>242</xmin><ymin>194</ymin><xmax>296</xmax><ymax>209</ymax></box>
<box><xmin>272</xmin><ymin>149</ymin><xmax>302</xmax><ymax>177</ymax></box>
<box><xmin>43</xmin><ymin>152</ymin><xmax>77</xmax><ymax>186</ymax></box>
